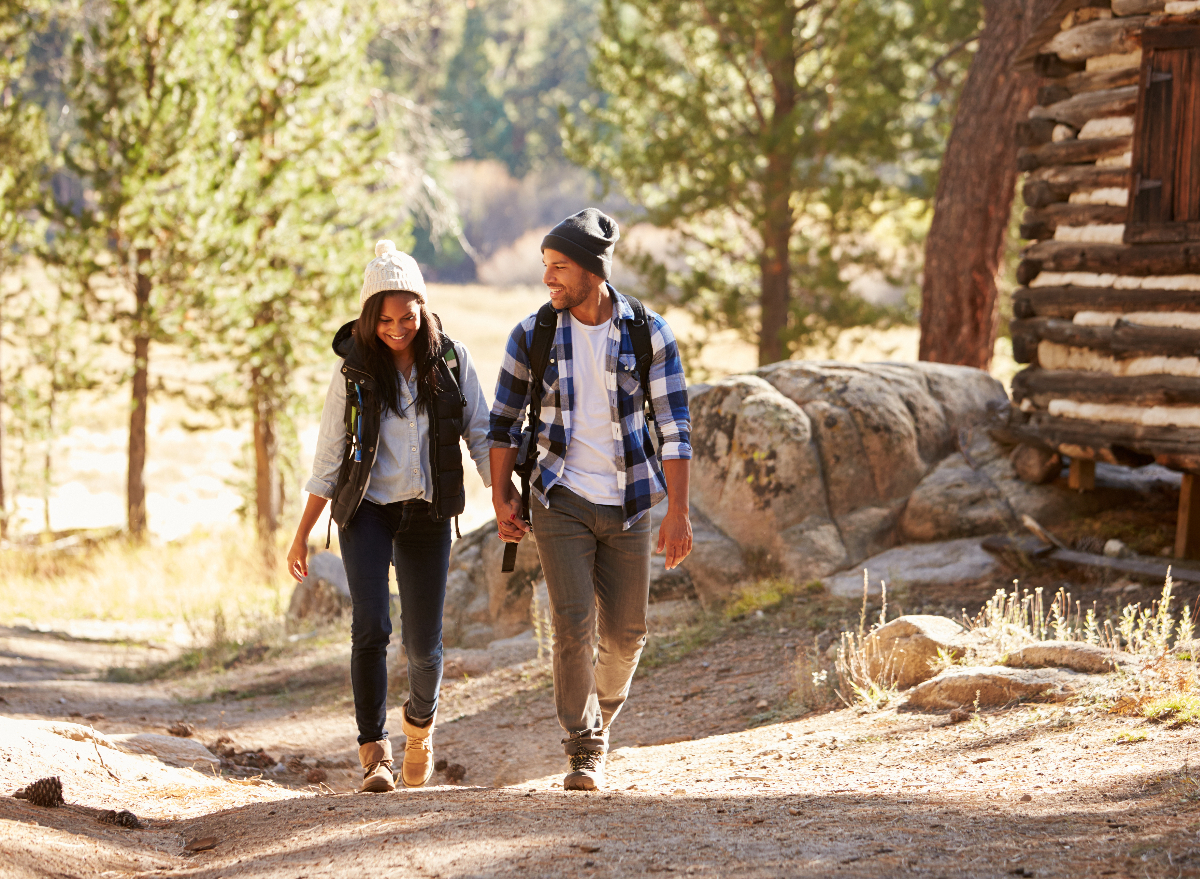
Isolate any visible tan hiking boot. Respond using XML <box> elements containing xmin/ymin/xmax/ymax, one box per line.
<box><xmin>358</xmin><ymin>740</ymin><xmax>395</xmax><ymax>793</ymax></box>
<box><xmin>564</xmin><ymin>749</ymin><xmax>605</xmax><ymax>791</ymax></box>
<box><xmin>400</xmin><ymin>701</ymin><xmax>436</xmax><ymax>787</ymax></box>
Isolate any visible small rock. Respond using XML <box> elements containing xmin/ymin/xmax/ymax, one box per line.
<box><xmin>1005</xmin><ymin>641</ymin><xmax>1134</xmax><ymax>675</ymax></box>
<box><xmin>948</xmin><ymin>708</ymin><xmax>971</xmax><ymax>723</ymax></box>
<box><xmin>860</xmin><ymin>615</ymin><xmax>986</xmax><ymax>689</ymax></box>
<box><xmin>903</xmin><ymin>666</ymin><xmax>1102</xmax><ymax>710</ymax></box>
<box><xmin>755</xmin><ymin>700</ymin><xmax>769</xmax><ymax>709</ymax></box>
<box><xmin>166</xmin><ymin>721</ymin><xmax>194</xmax><ymax>738</ymax></box>
<box><xmin>444</xmin><ymin>763</ymin><xmax>466</xmax><ymax>783</ymax></box>
<box><xmin>434</xmin><ymin>758</ymin><xmax>449</xmax><ymax>772</ymax></box>
<box><xmin>674</xmin><ymin>788</ymin><xmax>686</xmax><ymax>795</ymax></box>
<box><xmin>1011</xmin><ymin>445</ymin><xmax>1061</xmax><ymax>485</ymax></box>
<box><xmin>787</xmin><ymin>807</ymin><xmax>802</xmax><ymax>816</ymax></box>
<box><xmin>579</xmin><ymin>844</ymin><xmax>601</xmax><ymax>853</ymax></box>
<box><xmin>306</xmin><ymin>768</ymin><xmax>327</xmax><ymax>784</ymax></box>
<box><xmin>1103</xmin><ymin>539</ymin><xmax>1133</xmax><ymax>559</ymax></box>
<box><xmin>1019</xmin><ymin>793</ymin><xmax>1032</xmax><ymax>803</ymax></box>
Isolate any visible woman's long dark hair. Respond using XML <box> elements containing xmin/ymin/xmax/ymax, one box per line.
<box><xmin>355</xmin><ymin>291</ymin><xmax>442</xmax><ymax>417</ymax></box>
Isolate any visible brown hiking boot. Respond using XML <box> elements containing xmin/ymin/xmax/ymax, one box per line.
<box><xmin>564</xmin><ymin>750</ymin><xmax>605</xmax><ymax>791</ymax></box>
<box><xmin>358</xmin><ymin>740</ymin><xmax>395</xmax><ymax>793</ymax></box>
<box><xmin>400</xmin><ymin>701</ymin><xmax>436</xmax><ymax>787</ymax></box>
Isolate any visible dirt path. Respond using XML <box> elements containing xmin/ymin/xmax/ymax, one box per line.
<box><xmin>2</xmin><ymin>616</ymin><xmax>1199</xmax><ymax>878</ymax></box>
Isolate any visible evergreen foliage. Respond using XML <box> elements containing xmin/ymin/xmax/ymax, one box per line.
<box><xmin>183</xmin><ymin>0</ymin><xmax>392</xmax><ymax>550</ymax></box>
<box><xmin>43</xmin><ymin>0</ymin><xmax>210</xmax><ymax>540</ymax></box>
<box><xmin>565</xmin><ymin>0</ymin><xmax>980</xmax><ymax>364</ymax></box>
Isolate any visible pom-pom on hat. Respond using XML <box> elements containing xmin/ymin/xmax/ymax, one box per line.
<box><xmin>360</xmin><ymin>240</ymin><xmax>427</xmax><ymax>308</ymax></box>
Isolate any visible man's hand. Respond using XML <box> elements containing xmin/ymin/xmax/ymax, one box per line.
<box><xmin>656</xmin><ymin>506</ymin><xmax>692</xmax><ymax>570</ymax></box>
<box><xmin>493</xmin><ymin>479</ymin><xmax>530</xmax><ymax>543</ymax></box>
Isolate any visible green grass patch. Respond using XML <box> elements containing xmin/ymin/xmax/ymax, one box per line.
<box><xmin>1142</xmin><ymin>692</ymin><xmax>1200</xmax><ymax>727</ymax></box>
<box><xmin>725</xmin><ymin>578</ymin><xmax>821</xmax><ymax>620</ymax></box>
<box><xmin>1115</xmin><ymin>729</ymin><xmax>1148</xmax><ymax>744</ymax></box>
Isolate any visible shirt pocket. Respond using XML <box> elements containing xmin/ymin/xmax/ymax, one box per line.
<box><xmin>616</xmin><ymin>354</ymin><xmax>643</xmax><ymax>404</ymax></box>
<box><xmin>541</xmin><ymin>359</ymin><xmax>561</xmax><ymax>409</ymax></box>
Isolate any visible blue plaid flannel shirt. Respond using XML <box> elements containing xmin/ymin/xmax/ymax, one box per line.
<box><xmin>488</xmin><ymin>286</ymin><xmax>692</xmax><ymax>530</ymax></box>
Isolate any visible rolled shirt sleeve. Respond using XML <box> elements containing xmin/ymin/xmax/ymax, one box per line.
<box><xmin>648</xmin><ymin>315</ymin><xmax>692</xmax><ymax>462</ymax></box>
<box><xmin>304</xmin><ymin>361</ymin><xmax>349</xmax><ymax>500</ymax></box>
<box><xmin>488</xmin><ymin>317</ymin><xmax>536</xmax><ymax>449</ymax></box>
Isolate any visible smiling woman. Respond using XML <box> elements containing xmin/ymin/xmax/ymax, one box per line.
<box><xmin>285</xmin><ymin>240</ymin><xmax>493</xmax><ymax>794</ymax></box>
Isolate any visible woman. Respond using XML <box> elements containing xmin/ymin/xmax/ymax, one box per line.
<box><xmin>287</xmin><ymin>240</ymin><xmax>491</xmax><ymax>793</ymax></box>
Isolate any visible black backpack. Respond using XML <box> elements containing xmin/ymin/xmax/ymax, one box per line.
<box><xmin>500</xmin><ymin>295</ymin><xmax>654</xmax><ymax>572</ymax></box>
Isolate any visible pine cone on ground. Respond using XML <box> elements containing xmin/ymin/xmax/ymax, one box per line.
<box><xmin>98</xmin><ymin>809</ymin><xmax>143</xmax><ymax>829</ymax></box>
<box><xmin>13</xmin><ymin>777</ymin><xmax>64</xmax><ymax>808</ymax></box>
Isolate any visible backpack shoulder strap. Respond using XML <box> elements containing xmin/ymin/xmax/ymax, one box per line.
<box><xmin>441</xmin><ymin>337</ymin><xmax>462</xmax><ymax>388</ymax></box>
<box><xmin>527</xmin><ymin>302</ymin><xmax>558</xmax><ymax>411</ymax></box>
<box><xmin>622</xmin><ymin>294</ymin><xmax>654</xmax><ymax>398</ymax></box>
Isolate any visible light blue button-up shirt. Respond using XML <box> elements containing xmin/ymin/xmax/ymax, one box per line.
<box><xmin>305</xmin><ymin>340</ymin><xmax>492</xmax><ymax>504</ymax></box>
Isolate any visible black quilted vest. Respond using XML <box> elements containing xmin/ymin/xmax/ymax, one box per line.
<box><xmin>327</xmin><ymin>321</ymin><xmax>466</xmax><ymax>529</ymax></box>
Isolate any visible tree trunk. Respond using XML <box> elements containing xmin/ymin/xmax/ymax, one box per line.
<box><xmin>127</xmin><ymin>248</ymin><xmax>151</xmax><ymax>542</ymax></box>
<box><xmin>250</xmin><ymin>364</ymin><xmax>280</xmax><ymax>558</ymax></box>
<box><xmin>757</xmin><ymin>2</ymin><xmax>800</xmax><ymax>367</ymax></box>
<box><xmin>919</xmin><ymin>0</ymin><xmax>1059</xmax><ymax>368</ymax></box>
<box><xmin>0</xmin><ymin>294</ymin><xmax>7</xmax><ymax>540</ymax></box>
<box><xmin>758</xmin><ymin>193</ymin><xmax>792</xmax><ymax>366</ymax></box>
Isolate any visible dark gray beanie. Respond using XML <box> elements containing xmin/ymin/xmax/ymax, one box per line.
<box><xmin>541</xmin><ymin>208</ymin><xmax>620</xmax><ymax>280</ymax></box>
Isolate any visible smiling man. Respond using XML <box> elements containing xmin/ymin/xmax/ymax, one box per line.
<box><xmin>489</xmin><ymin>208</ymin><xmax>693</xmax><ymax>791</ymax></box>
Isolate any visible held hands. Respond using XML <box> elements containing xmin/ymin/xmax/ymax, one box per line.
<box><xmin>656</xmin><ymin>507</ymin><xmax>693</xmax><ymax>570</ymax></box>
<box><xmin>493</xmin><ymin>480</ymin><xmax>531</xmax><ymax>544</ymax></box>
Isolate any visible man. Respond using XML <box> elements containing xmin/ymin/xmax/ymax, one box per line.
<box><xmin>489</xmin><ymin>208</ymin><xmax>693</xmax><ymax>791</ymax></box>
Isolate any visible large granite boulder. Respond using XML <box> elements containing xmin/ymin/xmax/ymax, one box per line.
<box><xmin>687</xmin><ymin>362</ymin><xmax>1009</xmax><ymax>602</ymax></box>
<box><xmin>688</xmin><ymin>376</ymin><xmax>831</xmax><ymax>564</ymax></box>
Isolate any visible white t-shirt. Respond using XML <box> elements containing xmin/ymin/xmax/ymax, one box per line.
<box><xmin>559</xmin><ymin>315</ymin><xmax>622</xmax><ymax>505</ymax></box>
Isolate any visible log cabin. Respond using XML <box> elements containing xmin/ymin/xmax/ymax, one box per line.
<box><xmin>1009</xmin><ymin>0</ymin><xmax>1200</xmax><ymax>558</ymax></box>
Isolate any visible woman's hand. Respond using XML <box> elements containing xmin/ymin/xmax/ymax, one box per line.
<box><xmin>287</xmin><ymin>537</ymin><xmax>309</xmax><ymax>582</ymax></box>
<box><xmin>492</xmin><ymin>479</ymin><xmax>530</xmax><ymax>543</ymax></box>
<box><xmin>288</xmin><ymin>494</ymin><xmax>330</xmax><ymax>581</ymax></box>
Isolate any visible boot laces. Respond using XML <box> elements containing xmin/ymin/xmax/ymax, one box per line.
<box><xmin>569</xmin><ymin>751</ymin><xmax>604</xmax><ymax>773</ymax></box>
<box><xmin>407</xmin><ymin>736</ymin><xmax>433</xmax><ymax>754</ymax></box>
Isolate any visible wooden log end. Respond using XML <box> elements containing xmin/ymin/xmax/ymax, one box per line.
<box><xmin>1016</xmin><ymin>258</ymin><xmax>1044</xmax><ymax>286</ymax></box>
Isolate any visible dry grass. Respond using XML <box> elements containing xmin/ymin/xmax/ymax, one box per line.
<box><xmin>0</xmin><ymin>528</ymin><xmax>285</xmax><ymax>631</ymax></box>
<box><xmin>833</xmin><ymin>571</ymin><xmax>1199</xmax><ymax>712</ymax></box>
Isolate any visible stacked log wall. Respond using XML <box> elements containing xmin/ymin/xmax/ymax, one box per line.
<box><xmin>1011</xmin><ymin>0</ymin><xmax>1200</xmax><ymax>472</ymax></box>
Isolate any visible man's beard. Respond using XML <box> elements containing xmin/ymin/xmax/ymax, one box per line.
<box><xmin>554</xmin><ymin>276</ymin><xmax>592</xmax><ymax>310</ymax></box>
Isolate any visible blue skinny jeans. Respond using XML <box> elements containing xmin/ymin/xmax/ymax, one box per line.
<box><xmin>338</xmin><ymin>498</ymin><xmax>451</xmax><ymax>746</ymax></box>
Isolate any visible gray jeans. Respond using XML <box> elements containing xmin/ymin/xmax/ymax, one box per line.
<box><xmin>532</xmin><ymin>486</ymin><xmax>651</xmax><ymax>755</ymax></box>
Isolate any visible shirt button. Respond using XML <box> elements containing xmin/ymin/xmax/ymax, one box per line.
<box><xmin>409</xmin><ymin>422</ymin><xmax>414</xmax><ymax>427</ymax></box>
<box><xmin>411</xmin><ymin>447</ymin><xmax>417</xmax><ymax>452</ymax></box>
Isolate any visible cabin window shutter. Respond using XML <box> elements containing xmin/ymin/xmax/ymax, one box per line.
<box><xmin>1126</xmin><ymin>26</ymin><xmax>1200</xmax><ymax>243</ymax></box>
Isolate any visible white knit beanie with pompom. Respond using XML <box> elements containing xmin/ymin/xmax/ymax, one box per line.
<box><xmin>360</xmin><ymin>240</ymin><xmax>427</xmax><ymax>308</ymax></box>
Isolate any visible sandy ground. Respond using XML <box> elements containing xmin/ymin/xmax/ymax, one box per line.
<box><xmin>2</xmin><ymin>594</ymin><xmax>1199</xmax><ymax>879</ymax></box>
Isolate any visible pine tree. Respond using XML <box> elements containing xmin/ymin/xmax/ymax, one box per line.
<box><xmin>0</xmin><ymin>0</ymin><xmax>52</xmax><ymax>538</ymax></box>
<box><xmin>566</xmin><ymin>0</ymin><xmax>980</xmax><ymax>366</ymax></box>
<box><xmin>189</xmin><ymin>0</ymin><xmax>390</xmax><ymax>555</ymax></box>
<box><xmin>49</xmin><ymin>0</ymin><xmax>208</xmax><ymax>541</ymax></box>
